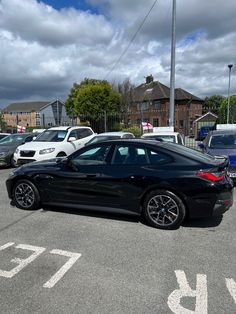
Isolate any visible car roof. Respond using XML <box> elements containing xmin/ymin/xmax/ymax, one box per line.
<box><xmin>48</xmin><ymin>126</ymin><xmax>91</xmax><ymax>131</ymax></box>
<box><xmin>209</xmin><ymin>129</ymin><xmax>236</xmax><ymax>136</ymax></box>
<box><xmin>142</xmin><ymin>132</ymin><xmax>179</xmax><ymax>136</ymax></box>
<box><xmin>88</xmin><ymin>138</ymin><xmax>167</xmax><ymax>146</ymax></box>
<box><xmin>94</xmin><ymin>132</ymin><xmax>133</xmax><ymax>137</ymax></box>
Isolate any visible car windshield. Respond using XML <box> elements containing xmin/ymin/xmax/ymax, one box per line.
<box><xmin>0</xmin><ymin>134</ymin><xmax>26</xmax><ymax>146</ymax></box>
<box><xmin>35</xmin><ymin>130</ymin><xmax>67</xmax><ymax>142</ymax></box>
<box><xmin>144</xmin><ymin>135</ymin><xmax>176</xmax><ymax>143</ymax></box>
<box><xmin>209</xmin><ymin>134</ymin><xmax>236</xmax><ymax>149</ymax></box>
<box><xmin>87</xmin><ymin>135</ymin><xmax>120</xmax><ymax>144</ymax></box>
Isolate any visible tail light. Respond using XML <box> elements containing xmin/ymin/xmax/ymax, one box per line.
<box><xmin>196</xmin><ymin>170</ymin><xmax>225</xmax><ymax>182</ymax></box>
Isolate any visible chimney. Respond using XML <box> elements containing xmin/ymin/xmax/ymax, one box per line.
<box><xmin>145</xmin><ymin>75</ymin><xmax>154</xmax><ymax>84</ymax></box>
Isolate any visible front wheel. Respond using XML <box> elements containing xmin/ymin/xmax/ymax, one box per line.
<box><xmin>143</xmin><ymin>190</ymin><xmax>186</xmax><ymax>229</ymax></box>
<box><xmin>12</xmin><ymin>179</ymin><xmax>40</xmax><ymax>210</ymax></box>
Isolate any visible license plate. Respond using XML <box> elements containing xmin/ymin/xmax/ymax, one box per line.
<box><xmin>229</xmin><ymin>172</ymin><xmax>236</xmax><ymax>178</ymax></box>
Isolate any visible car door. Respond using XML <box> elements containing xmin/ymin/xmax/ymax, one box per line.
<box><xmin>42</xmin><ymin>143</ymin><xmax>117</xmax><ymax>207</ymax></box>
<box><xmin>85</xmin><ymin>144</ymin><xmax>151</xmax><ymax>213</ymax></box>
<box><xmin>97</xmin><ymin>143</ymin><xmax>176</xmax><ymax>213</ymax></box>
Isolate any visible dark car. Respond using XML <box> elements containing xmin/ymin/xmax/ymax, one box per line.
<box><xmin>199</xmin><ymin>129</ymin><xmax>236</xmax><ymax>180</ymax></box>
<box><xmin>85</xmin><ymin>132</ymin><xmax>135</xmax><ymax>146</ymax></box>
<box><xmin>6</xmin><ymin>140</ymin><xmax>233</xmax><ymax>230</ymax></box>
<box><xmin>0</xmin><ymin>133</ymin><xmax>34</xmax><ymax>167</ymax></box>
<box><xmin>0</xmin><ymin>133</ymin><xmax>9</xmax><ymax>140</ymax></box>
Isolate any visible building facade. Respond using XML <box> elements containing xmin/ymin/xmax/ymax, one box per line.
<box><xmin>3</xmin><ymin>99</ymin><xmax>71</xmax><ymax>128</ymax></box>
<box><xmin>129</xmin><ymin>75</ymin><xmax>204</xmax><ymax>135</ymax></box>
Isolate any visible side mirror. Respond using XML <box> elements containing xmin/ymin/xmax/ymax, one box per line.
<box><xmin>68</xmin><ymin>136</ymin><xmax>76</xmax><ymax>142</ymax></box>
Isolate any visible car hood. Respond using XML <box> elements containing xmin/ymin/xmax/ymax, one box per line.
<box><xmin>0</xmin><ymin>145</ymin><xmax>14</xmax><ymax>152</ymax></box>
<box><xmin>18</xmin><ymin>157</ymin><xmax>61</xmax><ymax>170</ymax></box>
<box><xmin>17</xmin><ymin>141</ymin><xmax>65</xmax><ymax>150</ymax></box>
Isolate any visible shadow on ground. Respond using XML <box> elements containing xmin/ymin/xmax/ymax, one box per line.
<box><xmin>182</xmin><ymin>215</ymin><xmax>223</xmax><ymax>228</ymax></box>
<box><xmin>41</xmin><ymin>206</ymin><xmax>223</xmax><ymax>230</ymax></box>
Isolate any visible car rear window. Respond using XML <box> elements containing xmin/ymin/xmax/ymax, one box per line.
<box><xmin>164</xmin><ymin>143</ymin><xmax>215</xmax><ymax>162</ymax></box>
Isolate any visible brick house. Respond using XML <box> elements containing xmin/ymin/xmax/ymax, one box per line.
<box><xmin>128</xmin><ymin>75</ymin><xmax>204</xmax><ymax>135</ymax></box>
<box><xmin>3</xmin><ymin>99</ymin><xmax>71</xmax><ymax>128</ymax></box>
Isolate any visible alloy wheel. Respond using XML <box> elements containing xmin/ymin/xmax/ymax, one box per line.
<box><xmin>147</xmin><ymin>194</ymin><xmax>179</xmax><ymax>227</ymax></box>
<box><xmin>14</xmin><ymin>182</ymin><xmax>35</xmax><ymax>209</ymax></box>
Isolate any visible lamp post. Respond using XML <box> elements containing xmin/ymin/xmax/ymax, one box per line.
<box><xmin>227</xmin><ymin>64</ymin><xmax>233</xmax><ymax>124</ymax></box>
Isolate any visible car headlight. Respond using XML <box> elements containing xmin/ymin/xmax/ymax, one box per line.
<box><xmin>39</xmin><ymin>148</ymin><xmax>55</xmax><ymax>155</ymax></box>
<box><xmin>15</xmin><ymin>148</ymin><xmax>19</xmax><ymax>154</ymax></box>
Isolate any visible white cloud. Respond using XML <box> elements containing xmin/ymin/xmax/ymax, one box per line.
<box><xmin>0</xmin><ymin>0</ymin><xmax>236</xmax><ymax>107</ymax></box>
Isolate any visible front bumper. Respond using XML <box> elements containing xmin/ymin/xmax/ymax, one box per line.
<box><xmin>0</xmin><ymin>154</ymin><xmax>11</xmax><ymax>167</ymax></box>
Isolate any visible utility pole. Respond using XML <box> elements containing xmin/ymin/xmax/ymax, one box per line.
<box><xmin>169</xmin><ymin>0</ymin><xmax>176</xmax><ymax>128</ymax></box>
<box><xmin>227</xmin><ymin>64</ymin><xmax>233</xmax><ymax>124</ymax></box>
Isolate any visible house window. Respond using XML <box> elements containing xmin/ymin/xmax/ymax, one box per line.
<box><xmin>154</xmin><ymin>100</ymin><xmax>161</xmax><ymax>110</ymax></box>
<box><xmin>153</xmin><ymin>118</ymin><xmax>159</xmax><ymax>127</ymax></box>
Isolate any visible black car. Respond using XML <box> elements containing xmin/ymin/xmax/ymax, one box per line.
<box><xmin>0</xmin><ymin>133</ymin><xmax>34</xmax><ymax>167</ymax></box>
<box><xmin>6</xmin><ymin>139</ymin><xmax>233</xmax><ymax>229</ymax></box>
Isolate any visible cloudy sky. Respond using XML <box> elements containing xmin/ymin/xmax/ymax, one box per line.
<box><xmin>0</xmin><ymin>0</ymin><xmax>236</xmax><ymax>108</ymax></box>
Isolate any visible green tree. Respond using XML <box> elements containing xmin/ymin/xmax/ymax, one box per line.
<box><xmin>66</xmin><ymin>78</ymin><xmax>121</xmax><ymax>117</ymax></box>
<box><xmin>0</xmin><ymin>111</ymin><xmax>7</xmax><ymax>132</ymax></box>
<box><xmin>203</xmin><ymin>95</ymin><xmax>225</xmax><ymax>115</ymax></box>
<box><xmin>219</xmin><ymin>95</ymin><xmax>236</xmax><ymax>123</ymax></box>
<box><xmin>65</xmin><ymin>78</ymin><xmax>121</xmax><ymax>132</ymax></box>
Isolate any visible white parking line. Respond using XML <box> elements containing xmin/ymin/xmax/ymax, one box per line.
<box><xmin>43</xmin><ymin>249</ymin><xmax>82</xmax><ymax>288</ymax></box>
<box><xmin>226</xmin><ymin>278</ymin><xmax>236</xmax><ymax>304</ymax></box>
<box><xmin>0</xmin><ymin>242</ymin><xmax>45</xmax><ymax>278</ymax></box>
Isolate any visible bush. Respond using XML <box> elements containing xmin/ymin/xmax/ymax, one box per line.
<box><xmin>122</xmin><ymin>125</ymin><xmax>141</xmax><ymax>137</ymax></box>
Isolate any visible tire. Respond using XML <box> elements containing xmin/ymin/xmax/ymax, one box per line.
<box><xmin>10</xmin><ymin>155</ymin><xmax>16</xmax><ymax>168</ymax></box>
<box><xmin>143</xmin><ymin>190</ymin><xmax>186</xmax><ymax>230</ymax></box>
<box><xmin>12</xmin><ymin>179</ymin><xmax>40</xmax><ymax>210</ymax></box>
<box><xmin>56</xmin><ymin>152</ymin><xmax>67</xmax><ymax>157</ymax></box>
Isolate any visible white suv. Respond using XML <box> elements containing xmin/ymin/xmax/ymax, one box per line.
<box><xmin>14</xmin><ymin>126</ymin><xmax>95</xmax><ymax>166</ymax></box>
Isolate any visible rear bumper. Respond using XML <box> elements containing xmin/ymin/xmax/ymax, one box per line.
<box><xmin>212</xmin><ymin>192</ymin><xmax>233</xmax><ymax>216</ymax></box>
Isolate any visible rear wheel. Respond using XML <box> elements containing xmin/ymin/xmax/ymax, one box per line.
<box><xmin>13</xmin><ymin>179</ymin><xmax>40</xmax><ymax>210</ymax></box>
<box><xmin>143</xmin><ymin>190</ymin><xmax>186</xmax><ymax>229</ymax></box>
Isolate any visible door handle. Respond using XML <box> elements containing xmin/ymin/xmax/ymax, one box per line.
<box><xmin>86</xmin><ymin>174</ymin><xmax>97</xmax><ymax>178</ymax></box>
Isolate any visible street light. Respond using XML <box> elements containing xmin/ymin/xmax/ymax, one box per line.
<box><xmin>227</xmin><ymin>64</ymin><xmax>233</xmax><ymax>124</ymax></box>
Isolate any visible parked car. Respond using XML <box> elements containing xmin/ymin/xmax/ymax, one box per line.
<box><xmin>85</xmin><ymin>131</ymin><xmax>135</xmax><ymax>145</ymax></box>
<box><xmin>199</xmin><ymin>129</ymin><xmax>236</xmax><ymax>180</ymax></box>
<box><xmin>13</xmin><ymin>126</ymin><xmax>95</xmax><ymax>166</ymax></box>
<box><xmin>141</xmin><ymin>132</ymin><xmax>184</xmax><ymax>145</ymax></box>
<box><xmin>0</xmin><ymin>133</ymin><xmax>9</xmax><ymax>141</ymax></box>
<box><xmin>0</xmin><ymin>133</ymin><xmax>34</xmax><ymax>167</ymax></box>
<box><xmin>6</xmin><ymin>139</ymin><xmax>233</xmax><ymax>230</ymax></box>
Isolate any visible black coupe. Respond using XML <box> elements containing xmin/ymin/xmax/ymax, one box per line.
<box><xmin>6</xmin><ymin>139</ymin><xmax>233</xmax><ymax>229</ymax></box>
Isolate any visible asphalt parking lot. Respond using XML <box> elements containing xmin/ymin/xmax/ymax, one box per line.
<box><xmin>0</xmin><ymin>168</ymin><xmax>235</xmax><ymax>314</ymax></box>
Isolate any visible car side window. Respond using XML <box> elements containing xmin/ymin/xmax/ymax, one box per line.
<box><xmin>71</xmin><ymin>144</ymin><xmax>111</xmax><ymax>166</ymax></box>
<box><xmin>147</xmin><ymin>149</ymin><xmax>173</xmax><ymax>165</ymax></box>
<box><xmin>24</xmin><ymin>136</ymin><xmax>33</xmax><ymax>143</ymax></box>
<box><xmin>77</xmin><ymin>128</ymin><xmax>92</xmax><ymax>139</ymax></box>
<box><xmin>68</xmin><ymin>130</ymin><xmax>78</xmax><ymax>140</ymax></box>
<box><xmin>112</xmin><ymin>145</ymin><xmax>148</xmax><ymax>165</ymax></box>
